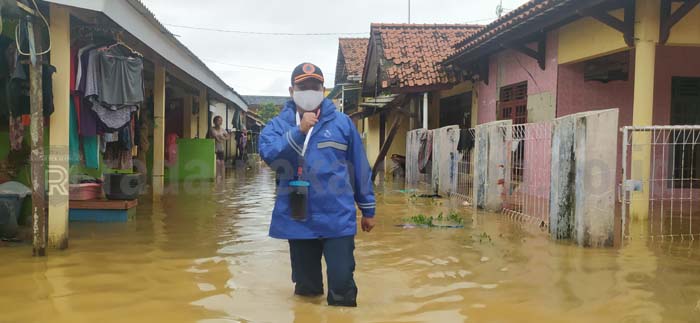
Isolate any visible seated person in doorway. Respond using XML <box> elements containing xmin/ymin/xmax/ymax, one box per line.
<box><xmin>259</xmin><ymin>62</ymin><xmax>377</xmax><ymax>307</ymax></box>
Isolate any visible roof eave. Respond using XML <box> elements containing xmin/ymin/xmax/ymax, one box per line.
<box><xmin>45</xmin><ymin>0</ymin><xmax>248</xmax><ymax>111</ymax></box>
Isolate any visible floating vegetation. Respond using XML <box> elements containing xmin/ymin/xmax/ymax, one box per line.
<box><xmin>400</xmin><ymin>212</ymin><xmax>465</xmax><ymax>228</ymax></box>
<box><xmin>476</xmin><ymin>232</ymin><xmax>493</xmax><ymax>244</ymax></box>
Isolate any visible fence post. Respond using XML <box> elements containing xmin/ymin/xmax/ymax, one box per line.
<box><xmin>431</xmin><ymin>126</ymin><xmax>459</xmax><ymax>196</ymax></box>
<box><xmin>549</xmin><ymin>109</ymin><xmax>619</xmax><ymax>247</ymax></box>
<box><xmin>474</xmin><ymin>120</ymin><xmax>511</xmax><ymax>211</ymax></box>
<box><xmin>550</xmin><ymin>116</ymin><xmax>576</xmax><ymax>240</ymax></box>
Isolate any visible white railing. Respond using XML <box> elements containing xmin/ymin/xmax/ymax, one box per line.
<box><xmin>621</xmin><ymin>125</ymin><xmax>700</xmax><ymax>240</ymax></box>
<box><xmin>453</xmin><ymin>129</ymin><xmax>475</xmax><ymax>205</ymax></box>
<box><xmin>500</xmin><ymin>122</ymin><xmax>553</xmax><ymax>226</ymax></box>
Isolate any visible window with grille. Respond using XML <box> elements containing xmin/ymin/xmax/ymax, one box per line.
<box><xmin>670</xmin><ymin>77</ymin><xmax>700</xmax><ymax>188</ymax></box>
<box><xmin>497</xmin><ymin>81</ymin><xmax>528</xmax><ymax>124</ymax></box>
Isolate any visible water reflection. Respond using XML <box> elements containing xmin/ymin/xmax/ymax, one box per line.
<box><xmin>0</xmin><ymin>167</ymin><xmax>699</xmax><ymax>322</ymax></box>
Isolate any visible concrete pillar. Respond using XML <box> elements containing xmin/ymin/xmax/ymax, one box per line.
<box><xmin>474</xmin><ymin>120</ymin><xmax>511</xmax><ymax>211</ymax></box>
<box><xmin>550</xmin><ymin>109</ymin><xmax>619</xmax><ymax>247</ymax></box>
<box><xmin>48</xmin><ymin>4</ymin><xmax>70</xmax><ymax>249</ymax></box>
<box><xmin>550</xmin><ymin>115</ymin><xmax>576</xmax><ymax>240</ymax></box>
<box><xmin>630</xmin><ymin>0</ymin><xmax>660</xmax><ymax>220</ymax></box>
<box><xmin>152</xmin><ymin>64</ymin><xmax>166</xmax><ymax>194</ymax></box>
<box><xmin>422</xmin><ymin>92</ymin><xmax>428</xmax><ymax>129</ymax></box>
<box><xmin>198</xmin><ymin>88</ymin><xmax>209</xmax><ymax>138</ymax></box>
<box><xmin>182</xmin><ymin>95</ymin><xmax>193</xmax><ymax>139</ymax></box>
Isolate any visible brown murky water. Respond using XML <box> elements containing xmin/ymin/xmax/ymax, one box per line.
<box><xmin>2</xmin><ymin>167</ymin><xmax>700</xmax><ymax>323</ymax></box>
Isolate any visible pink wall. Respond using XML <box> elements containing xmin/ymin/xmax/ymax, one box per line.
<box><xmin>652</xmin><ymin>46</ymin><xmax>700</xmax><ymax>125</ymax></box>
<box><xmin>473</xmin><ymin>29</ymin><xmax>700</xmax><ymax>205</ymax></box>
<box><xmin>557</xmin><ymin>46</ymin><xmax>700</xmax><ymax>199</ymax></box>
<box><xmin>556</xmin><ymin>52</ymin><xmax>635</xmax><ymax>125</ymax></box>
<box><xmin>651</xmin><ymin>46</ymin><xmax>700</xmax><ymax>199</ymax></box>
<box><xmin>477</xmin><ymin>31</ymin><xmax>560</xmax><ymax>124</ymax></box>
<box><xmin>557</xmin><ymin>51</ymin><xmax>635</xmax><ymax>190</ymax></box>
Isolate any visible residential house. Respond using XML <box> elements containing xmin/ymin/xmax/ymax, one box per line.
<box><xmin>443</xmin><ymin>0</ymin><xmax>700</xmax><ymax>228</ymax></box>
<box><xmin>357</xmin><ymin>23</ymin><xmax>481</xmax><ymax>181</ymax></box>
<box><xmin>330</xmin><ymin>38</ymin><xmax>368</xmax><ymax>116</ymax></box>
<box><xmin>5</xmin><ymin>0</ymin><xmax>248</xmax><ymax>249</ymax></box>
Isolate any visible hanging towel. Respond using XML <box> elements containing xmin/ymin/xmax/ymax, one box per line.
<box><xmin>82</xmin><ymin>135</ymin><xmax>99</xmax><ymax>169</ymax></box>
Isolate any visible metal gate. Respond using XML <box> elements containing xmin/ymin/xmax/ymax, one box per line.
<box><xmin>620</xmin><ymin>126</ymin><xmax>700</xmax><ymax>239</ymax></box>
<box><xmin>501</xmin><ymin>122</ymin><xmax>553</xmax><ymax>225</ymax></box>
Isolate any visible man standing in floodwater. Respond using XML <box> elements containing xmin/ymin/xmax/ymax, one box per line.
<box><xmin>259</xmin><ymin>63</ymin><xmax>376</xmax><ymax>307</ymax></box>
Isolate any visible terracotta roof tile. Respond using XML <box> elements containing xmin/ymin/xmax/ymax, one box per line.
<box><xmin>335</xmin><ymin>38</ymin><xmax>369</xmax><ymax>84</ymax></box>
<box><xmin>339</xmin><ymin>38</ymin><xmax>368</xmax><ymax>77</ymax></box>
<box><xmin>449</xmin><ymin>0</ymin><xmax>576</xmax><ymax>60</ymax></box>
<box><xmin>370</xmin><ymin>23</ymin><xmax>481</xmax><ymax>91</ymax></box>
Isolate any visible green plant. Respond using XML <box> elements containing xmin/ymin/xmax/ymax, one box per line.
<box><xmin>405</xmin><ymin>214</ymin><xmax>435</xmax><ymax>227</ymax></box>
<box><xmin>404</xmin><ymin>211</ymin><xmax>464</xmax><ymax>227</ymax></box>
<box><xmin>447</xmin><ymin>212</ymin><xmax>464</xmax><ymax>224</ymax></box>
<box><xmin>477</xmin><ymin>232</ymin><xmax>492</xmax><ymax>244</ymax></box>
<box><xmin>257</xmin><ymin>102</ymin><xmax>281</xmax><ymax>125</ymax></box>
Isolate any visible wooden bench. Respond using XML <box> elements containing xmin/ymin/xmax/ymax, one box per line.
<box><xmin>69</xmin><ymin>199</ymin><xmax>138</xmax><ymax>222</ymax></box>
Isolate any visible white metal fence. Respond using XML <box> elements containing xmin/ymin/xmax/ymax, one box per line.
<box><xmin>501</xmin><ymin>122</ymin><xmax>553</xmax><ymax>226</ymax></box>
<box><xmin>621</xmin><ymin>125</ymin><xmax>700</xmax><ymax>239</ymax></box>
<box><xmin>453</xmin><ymin>129</ymin><xmax>475</xmax><ymax>204</ymax></box>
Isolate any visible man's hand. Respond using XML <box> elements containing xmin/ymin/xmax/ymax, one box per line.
<box><xmin>299</xmin><ymin>112</ymin><xmax>318</xmax><ymax>134</ymax></box>
<box><xmin>361</xmin><ymin>217</ymin><xmax>376</xmax><ymax>232</ymax></box>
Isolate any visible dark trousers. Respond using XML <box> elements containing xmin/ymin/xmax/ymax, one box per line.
<box><xmin>288</xmin><ymin>236</ymin><xmax>357</xmax><ymax>307</ymax></box>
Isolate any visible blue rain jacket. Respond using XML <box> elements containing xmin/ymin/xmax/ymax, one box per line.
<box><xmin>259</xmin><ymin>99</ymin><xmax>376</xmax><ymax>240</ymax></box>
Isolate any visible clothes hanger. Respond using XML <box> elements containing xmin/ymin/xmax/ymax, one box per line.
<box><xmin>102</xmin><ymin>32</ymin><xmax>143</xmax><ymax>57</ymax></box>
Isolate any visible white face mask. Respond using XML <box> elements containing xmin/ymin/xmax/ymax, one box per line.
<box><xmin>293</xmin><ymin>90</ymin><xmax>324</xmax><ymax>112</ymax></box>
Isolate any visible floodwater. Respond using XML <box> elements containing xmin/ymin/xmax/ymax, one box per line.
<box><xmin>2</xmin><ymin>167</ymin><xmax>700</xmax><ymax>323</ymax></box>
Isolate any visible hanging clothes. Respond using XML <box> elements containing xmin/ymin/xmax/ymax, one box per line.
<box><xmin>74</xmin><ymin>43</ymin><xmax>95</xmax><ymax>92</ymax></box>
<box><xmin>103</xmin><ymin>131</ymin><xmax>119</xmax><ymax>143</ymax></box>
<box><xmin>84</xmin><ymin>48</ymin><xmax>101</xmax><ymax>98</ymax></box>
<box><xmin>97</xmin><ymin>48</ymin><xmax>144</xmax><ymax>105</ymax></box>
<box><xmin>42</xmin><ymin>64</ymin><xmax>56</xmax><ymax>116</ymax></box>
<box><xmin>90</xmin><ymin>100</ymin><xmax>137</xmax><ymax>130</ymax></box>
<box><xmin>0</xmin><ymin>35</ymin><xmax>14</xmax><ymax>118</ymax></box>
<box><xmin>9</xmin><ymin>115</ymin><xmax>23</xmax><ymax>151</ymax></box>
<box><xmin>79</xmin><ymin>96</ymin><xmax>99</xmax><ymax>136</ymax></box>
<box><xmin>82</xmin><ymin>136</ymin><xmax>99</xmax><ymax>169</ymax></box>
<box><xmin>7</xmin><ymin>53</ymin><xmax>29</xmax><ymax>117</ymax></box>
<box><xmin>104</xmin><ymin>142</ymin><xmax>133</xmax><ymax>170</ymax></box>
<box><xmin>118</xmin><ymin>122</ymin><xmax>132</xmax><ymax>151</ymax></box>
<box><xmin>69</xmin><ymin>100</ymin><xmax>80</xmax><ymax>166</ymax></box>
<box><xmin>457</xmin><ymin>129</ymin><xmax>474</xmax><ymax>152</ymax></box>
<box><xmin>70</xmin><ymin>44</ymin><xmax>82</xmax><ymax>131</ymax></box>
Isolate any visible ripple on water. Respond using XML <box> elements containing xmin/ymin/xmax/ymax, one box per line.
<box><xmin>413</xmin><ymin>281</ymin><xmax>489</xmax><ymax>298</ymax></box>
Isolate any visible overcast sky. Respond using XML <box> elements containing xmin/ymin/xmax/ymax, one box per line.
<box><xmin>140</xmin><ymin>0</ymin><xmax>528</xmax><ymax>97</ymax></box>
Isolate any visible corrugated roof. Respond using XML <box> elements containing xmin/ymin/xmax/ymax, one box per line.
<box><xmin>44</xmin><ymin>0</ymin><xmax>248</xmax><ymax>111</ymax></box>
<box><xmin>366</xmin><ymin>23</ymin><xmax>481</xmax><ymax>92</ymax></box>
<box><xmin>242</xmin><ymin>95</ymin><xmax>290</xmax><ymax>106</ymax></box>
